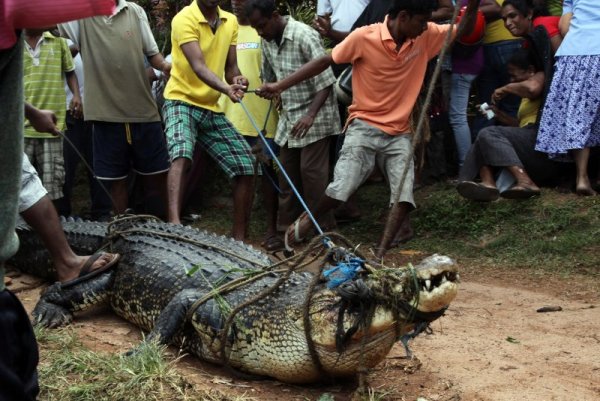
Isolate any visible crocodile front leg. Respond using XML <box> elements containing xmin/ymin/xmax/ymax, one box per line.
<box><xmin>32</xmin><ymin>273</ymin><xmax>114</xmax><ymax>328</ymax></box>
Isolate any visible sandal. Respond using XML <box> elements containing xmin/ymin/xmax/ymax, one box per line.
<box><xmin>501</xmin><ymin>184</ymin><xmax>540</xmax><ymax>199</ymax></box>
<box><xmin>262</xmin><ymin>235</ymin><xmax>285</xmax><ymax>252</ymax></box>
<box><xmin>284</xmin><ymin>212</ymin><xmax>311</xmax><ymax>252</ymax></box>
<box><xmin>457</xmin><ymin>181</ymin><xmax>499</xmax><ymax>202</ymax></box>
<box><xmin>61</xmin><ymin>252</ymin><xmax>121</xmax><ymax>289</ymax></box>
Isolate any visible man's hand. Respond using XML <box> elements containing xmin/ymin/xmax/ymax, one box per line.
<box><xmin>232</xmin><ymin>75</ymin><xmax>249</xmax><ymax>88</ymax></box>
<box><xmin>226</xmin><ymin>83</ymin><xmax>247</xmax><ymax>103</ymax></box>
<box><xmin>28</xmin><ymin>108</ymin><xmax>61</xmax><ymax>136</ymax></box>
<box><xmin>69</xmin><ymin>95</ymin><xmax>83</xmax><ymax>119</ymax></box>
<box><xmin>291</xmin><ymin>114</ymin><xmax>315</xmax><ymax>138</ymax></box>
<box><xmin>313</xmin><ymin>15</ymin><xmax>332</xmax><ymax>38</ymax></box>
<box><xmin>491</xmin><ymin>86</ymin><xmax>508</xmax><ymax>104</ymax></box>
<box><xmin>255</xmin><ymin>82</ymin><xmax>282</xmax><ymax>100</ymax></box>
<box><xmin>160</xmin><ymin>60</ymin><xmax>171</xmax><ymax>80</ymax></box>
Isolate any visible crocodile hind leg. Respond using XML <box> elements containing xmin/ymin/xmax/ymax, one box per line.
<box><xmin>32</xmin><ymin>272</ymin><xmax>114</xmax><ymax>328</ymax></box>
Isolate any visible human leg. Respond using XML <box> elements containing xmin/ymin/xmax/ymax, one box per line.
<box><xmin>19</xmin><ymin>155</ymin><xmax>119</xmax><ymax>282</ymax></box>
<box><xmin>299</xmin><ymin>137</ymin><xmax>335</xmax><ymax>230</ymax></box>
<box><xmin>195</xmin><ymin>111</ymin><xmax>257</xmax><ymax>237</ymax></box>
<box><xmin>129</xmin><ymin>121</ymin><xmax>170</xmax><ymax>218</ymax></box>
<box><xmin>448</xmin><ymin>73</ymin><xmax>477</xmax><ymax>167</ymax></box>
<box><xmin>231</xmin><ymin>175</ymin><xmax>254</xmax><ymax>240</ymax></box>
<box><xmin>377</xmin><ymin>133</ymin><xmax>416</xmax><ymax>256</ymax></box>
<box><xmin>572</xmin><ymin>148</ymin><xmax>595</xmax><ymax>196</ymax></box>
<box><xmin>277</xmin><ymin>144</ymin><xmax>303</xmax><ymax>230</ymax></box>
<box><xmin>375</xmin><ymin>202</ymin><xmax>411</xmax><ymax>259</ymax></box>
<box><xmin>167</xmin><ymin>158</ymin><xmax>192</xmax><ymax>224</ymax></box>
<box><xmin>163</xmin><ymin>100</ymin><xmax>201</xmax><ymax>224</ymax></box>
<box><xmin>285</xmin><ymin>119</ymin><xmax>377</xmax><ymax>245</ymax></box>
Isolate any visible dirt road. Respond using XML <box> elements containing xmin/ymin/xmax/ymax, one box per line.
<box><xmin>7</xmin><ymin>265</ymin><xmax>600</xmax><ymax>401</ymax></box>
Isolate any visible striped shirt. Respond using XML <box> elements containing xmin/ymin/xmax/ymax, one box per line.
<box><xmin>23</xmin><ymin>32</ymin><xmax>75</xmax><ymax>138</ymax></box>
<box><xmin>261</xmin><ymin>17</ymin><xmax>339</xmax><ymax>148</ymax></box>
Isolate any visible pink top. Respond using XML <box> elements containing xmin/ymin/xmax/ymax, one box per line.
<box><xmin>0</xmin><ymin>0</ymin><xmax>115</xmax><ymax>49</ymax></box>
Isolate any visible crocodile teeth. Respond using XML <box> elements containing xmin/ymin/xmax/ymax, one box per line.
<box><xmin>425</xmin><ymin>280</ymin><xmax>431</xmax><ymax>290</ymax></box>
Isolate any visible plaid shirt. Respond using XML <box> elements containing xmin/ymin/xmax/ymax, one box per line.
<box><xmin>261</xmin><ymin>17</ymin><xmax>339</xmax><ymax>148</ymax></box>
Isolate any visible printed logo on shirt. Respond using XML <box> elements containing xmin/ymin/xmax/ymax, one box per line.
<box><xmin>237</xmin><ymin>42</ymin><xmax>260</xmax><ymax>50</ymax></box>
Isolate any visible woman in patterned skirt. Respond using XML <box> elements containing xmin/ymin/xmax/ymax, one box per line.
<box><xmin>534</xmin><ymin>0</ymin><xmax>600</xmax><ymax>195</ymax></box>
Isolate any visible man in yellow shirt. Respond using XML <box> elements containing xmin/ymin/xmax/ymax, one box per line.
<box><xmin>163</xmin><ymin>0</ymin><xmax>255</xmax><ymax>240</ymax></box>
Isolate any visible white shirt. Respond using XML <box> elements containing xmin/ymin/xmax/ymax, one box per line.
<box><xmin>317</xmin><ymin>0</ymin><xmax>371</xmax><ymax>32</ymax></box>
<box><xmin>64</xmin><ymin>39</ymin><xmax>84</xmax><ymax>107</ymax></box>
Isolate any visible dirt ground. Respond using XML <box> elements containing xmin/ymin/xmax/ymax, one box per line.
<box><xmin>6</xmin><ymin>257</ymin><xmax>600</xmax><ymax>401</ymax></box>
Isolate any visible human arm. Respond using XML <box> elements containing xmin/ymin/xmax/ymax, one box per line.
<box><xmin>65</xmin><ymin>71</ymin><xmax>82</xmax><ymax>119</ymax></box>
<box><xmin>224</xmin><ymin>45</ymin><xmax>249</xmax><ymax>88</ymax></box>
<box><xmin>431</xmin><ymin>0</ymin><xmax>454</xmax><ymax>22</ymax></box>
<box><xmin>148</xmin><ymin>53</ymin><xmax>171</xmax><ymax>80</ymax></box>
<box><xmin>291</xmin><ymin>86</ymin><xmax>332</xmax><ymax>138</ymax></box>
<box><xmin>455</xmin><ymin>0</ymin><xmax>482</xmax><ymax>42</ymax></box>
<box><xmin>559</xmin><ymin>12</ymin><xmax>572</xmax><ymax>37</ymax></box>
<box><xmin>256</xmin><ymin>54</ymin><xmax>334</xmax><ymax>99</ymax></box>
<box><xmin>479</xmin><ymin>0</ymin><xmax>502</xmax><ymax>22</ymax></box>
<box><xmin>24</xmin><ymin>104</ymin><xmax>61</xmax><ymax>136</ymax></box>
<box><xmin>491</xmin><ymin>71</ymin><xmax>545</xmax><ymax>103</ymax></box>
<box><xmin>180</xmin><ymin>42</ymin><xmax>246</xmax><ymax>102</ymax></box>
<box><xmin>313</xmin><ymin>15</ymin><xmax>351</xmax><ymax>44</ymax></box>
<box><xmin>486</xmin><ymin>104</ymin><xmax>519</xmax><ymax>126</ymax></box>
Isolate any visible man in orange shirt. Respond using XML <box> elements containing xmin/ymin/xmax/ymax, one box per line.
<box><xmin>251</xmin><ymin>0</ymin><xmax>479</xmax><ymax>258</ymax></box>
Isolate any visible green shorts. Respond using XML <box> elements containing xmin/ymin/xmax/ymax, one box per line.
<box><xmin>163</xmin><ymin>100</ymin><xmax>255</xmax><ymax>178</ymax></box>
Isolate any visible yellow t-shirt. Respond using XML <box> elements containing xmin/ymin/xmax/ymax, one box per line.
<box><xmin>517</xmin><ymin>97</ymin><xmax>541</xmax><ymax>127</ymax></box>
<box><xmin>220</xmin><ymin>25</ymin><xmax>278</xmax><ymax>138</ymax></box>
<box><xmin>164</xmin><ymin>4</ymin><xmax>237</xmax><ymax>112</ymax></box>
<box><xmin>483</xmin><ymin>0</ymin><xmax>518</xmax><ymax>44</ymax></box>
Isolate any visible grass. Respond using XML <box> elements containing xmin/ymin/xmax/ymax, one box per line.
<box><xmin>34</xmin><ymin>327</ymin><xmax>245</xmax><ymax>401</ymax></box>
<box><xmin>192</xmin><ymin>178</ymin><xmax>600</xmax><ymax>275</ymax></box>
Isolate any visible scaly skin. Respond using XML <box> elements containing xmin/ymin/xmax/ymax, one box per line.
<box><xmin>14</xmin><ymin>218</ymin><xmax>458</xmax><ymax>383</ymax></box>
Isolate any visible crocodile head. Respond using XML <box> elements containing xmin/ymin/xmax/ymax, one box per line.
<box><xmin>306</xmin><ymin>254</ymin><xmax>459</xmax><ymax>381</ymax></box>
<box><xmin>200</xmin><ymin>254</ymin><xmax>458</xmax><ymax>383</ymax></box>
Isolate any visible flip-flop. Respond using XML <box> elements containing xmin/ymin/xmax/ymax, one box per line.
<box><xmin>61</xmin><ymin>252</ymin><xmax>121</xmax><ymax>289</ymax></box>
<box><xmin>262</xmin><ymin>235</ymin><xmax>285</xmax><ymax>252</ymax></box>
<box><xmin>284</xmin><ymin>212</ymin><xmax>309</xmax><ymax>252</ymax></box>
<box><xmin>501</xmin><ymin>185</ymin><xmax>540</xmax><ymax>199</ymax></box>
<box><xmin>457</xmin><ymin>181</ymin><xmax>499</xmax><ymax>202</ymax></box>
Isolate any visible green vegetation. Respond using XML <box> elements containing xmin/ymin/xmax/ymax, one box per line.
<box><xmin>35</xmin><ymin>327</ymin><xmax>243</xmax><ymax>401</ymax></box>
<box><xmin>196</xmin><ymin>181</ymin><xmax>600</xmax><ymax>274</ymax></box>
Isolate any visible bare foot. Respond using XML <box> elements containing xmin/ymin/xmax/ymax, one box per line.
<box><xmin>285</xmin><ymin>212</ymin><xmax>312</xmax><ymax>249</ymax></box>
<box><xmin>58</xmin><ymin>253</ymin><xmax>120</xmax><ymax>283</ymax></box>
<box><xmin>576</xmin><ymin>184</ymin><xmax>597</xmax><ymax>196</ymax></box>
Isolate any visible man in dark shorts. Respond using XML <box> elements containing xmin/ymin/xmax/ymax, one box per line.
<box><xmin>59</xmin><ymin>0</ymin><xmax>172</xmax><ymax>216</ymax></box>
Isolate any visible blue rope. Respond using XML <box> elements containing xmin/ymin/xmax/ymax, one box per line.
<box><xmin>323</xmin><ymin>255</ymin><xmax>365</xmax><ymax>289</ymax></box>
<box><xmin>238</xmin><ymin>99</ymin><xmax>325</xmax><ymax>238</ymax></box>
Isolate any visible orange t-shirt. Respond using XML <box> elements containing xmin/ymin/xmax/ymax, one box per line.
<box><xmin>331</xmin><ymin>19</ymin><xmax>455</xmax><ymax>135</ymax></box>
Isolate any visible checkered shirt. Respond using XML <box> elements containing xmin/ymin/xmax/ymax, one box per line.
<box><xmin>261</xmin><ymin>17</ymin><xmax>339</xmax><ymax>148</ymax></box>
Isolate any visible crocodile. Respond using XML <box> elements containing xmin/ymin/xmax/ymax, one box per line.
<box><xmin>11</xmin><ymin>217</ymin><xmax>459</xmax><ymax>384</ymax></box>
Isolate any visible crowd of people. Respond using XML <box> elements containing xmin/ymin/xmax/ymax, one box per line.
<box><xmin>2</xmin><ymin>0</ymin><xmax>599</xmax><ymax>399</ymax></box>
<box><xmin>5</xmin><ymin>0</ymin><xmax>600</xmax><ymax>257</ymax></box>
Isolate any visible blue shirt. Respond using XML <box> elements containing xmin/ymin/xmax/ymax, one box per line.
<box><xmin>557</xmin><ymin>0</ymin><xmax>600</xmax><ymax>56</ymax></box>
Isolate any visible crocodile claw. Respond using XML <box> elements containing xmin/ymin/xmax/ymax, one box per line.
<box><xmin>32</xmin><ymin>300</ymin><xmax>73</xmax><ymax>328</ymax></box>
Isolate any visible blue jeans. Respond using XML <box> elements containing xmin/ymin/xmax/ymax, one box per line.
<box><xmin>449</xmin><ymin>73</ymin><xmax>478</xmax><ymax>167</ymax></box>
<box><xmin>473</xmin><ymin>40</ymin><xmax>522</xmax><ymax>135</ymax></box>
